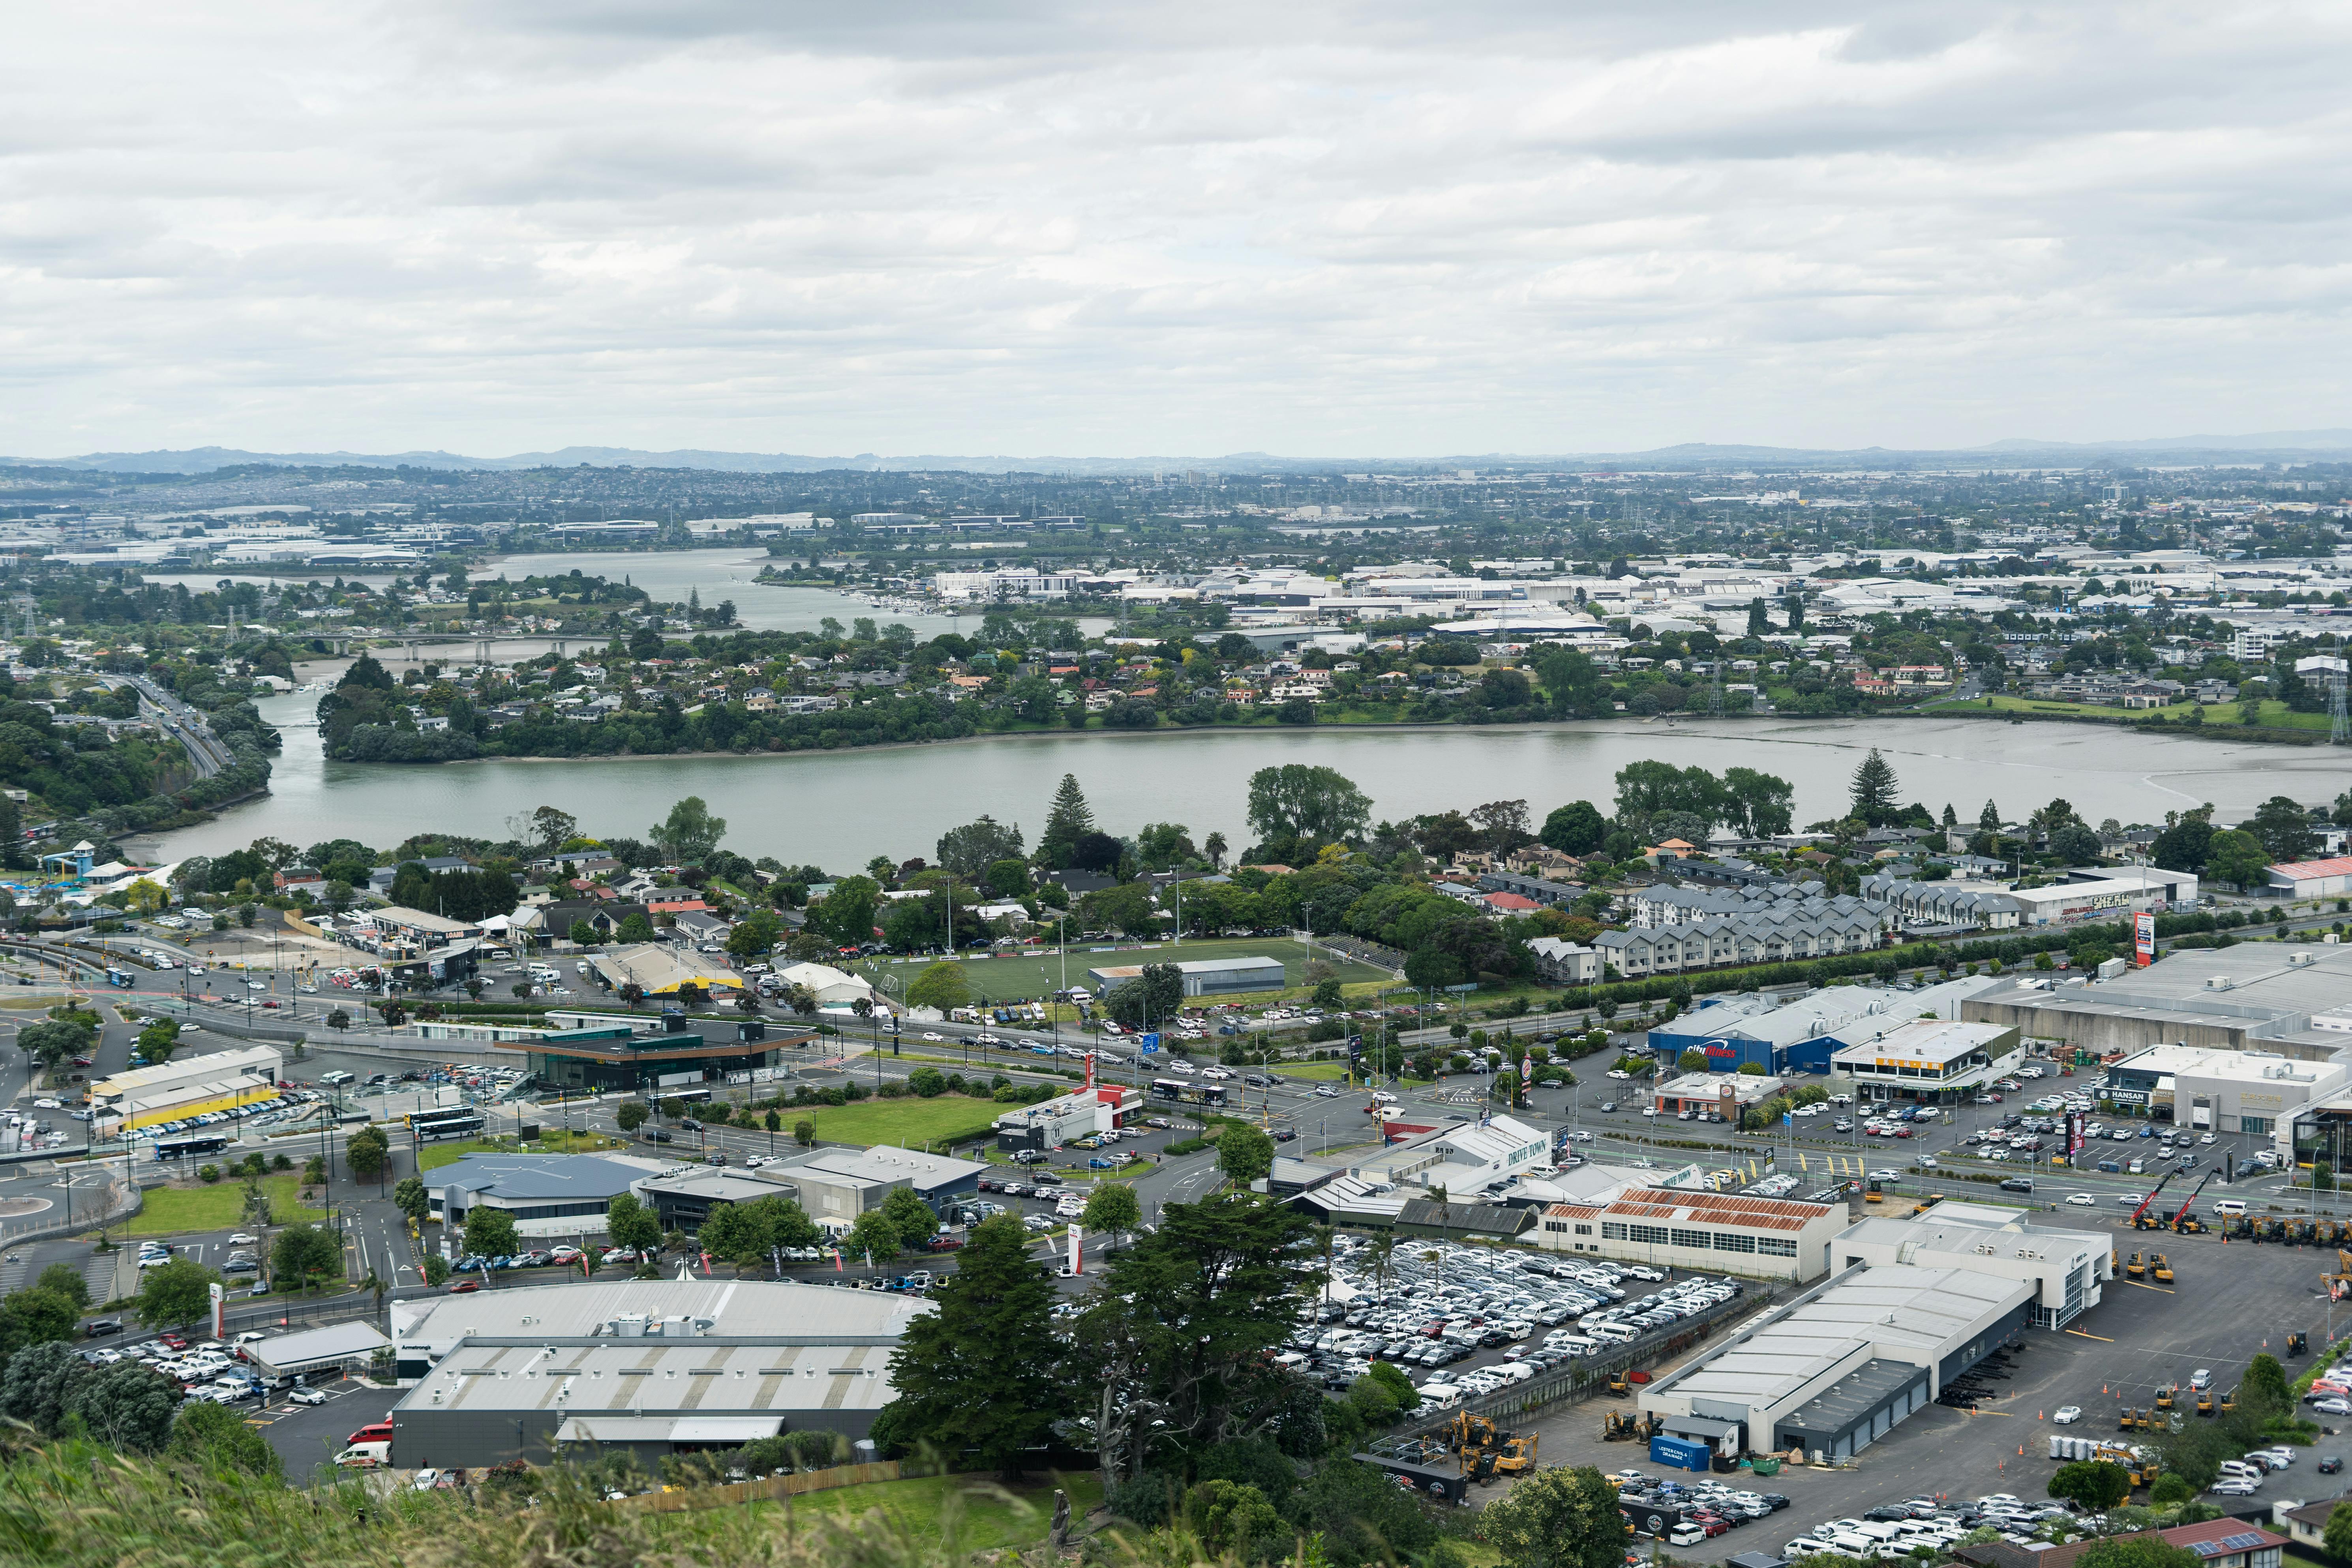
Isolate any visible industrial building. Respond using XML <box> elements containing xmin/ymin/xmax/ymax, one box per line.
<box><xmin>1964</xmin><ymin>943</ymin><xmax>2352</xmax><ymax>1060</ymax></box>
<box><xmin>1638</xmin><ymin>1262</ymin><xmax>2034</xmax><ymax>1461</ymax></box>
<box><xmin>1534</xmin><ymin>1189</ymin><xmax>1849</xmax><ymax>1283</ymax></box>
<box><xmin>1645</xmin><ymin>977</ymin><xmax>2001</xmax><ymax>1076</ymax></box>
<box><xmin>1833</xmin><ymin>1202</ymin><xmax>2110</xmax><ymax>1330</ymax></box>
<box><xmin>2267</xmin><ymin>856</ymin><xmax>2352</xmax><ymax>898</ymax></box>
<box><xmin>634</xmin><ymin>1145</ymin><xmax>986</xmax><ymax>1232</ymax></box>
<box><xmin>1282</xmin><ymin>1115</ymin><xmax>1568</xmax><ymax>1225</ymax></box>
<box><xmin>88</xmin><ymin>1045</ymin><xmax>283</xmax><ymax>1133</ymax></box>
<box><xmin>1830</xmin><ymin>1019</ymin><xmax>2022</xmax><ymax>1103</ymax></box>
<box><xmin>1085</xmin><ymin>956</ymin><xmax>1287</xmax><ymax>996</ymax></box>
<box><xmin>2103</xmin><ymin>1044</ymin><xmax>2347</xmax><ymax>1139</ymax></box>
<box><xmin>384</xmin><ymin>1280</ymin><xmax>928</xmax><ymax>1469</ymax></box>
<box><xmin>2001</xmin><ymin>867</ymin><xmax>2198</xmax><ymax>927</ymax></box>
<box><xmin>428</xmin><ymin>1152</ymin><xmax>673</xmax><ymax>1238</ymax></box>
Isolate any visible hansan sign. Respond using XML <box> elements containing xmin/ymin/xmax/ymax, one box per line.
<box><xmin>2134</xmin><ymin>912</ymin><xmax>2157</xmax><ymax>967</ymax></box>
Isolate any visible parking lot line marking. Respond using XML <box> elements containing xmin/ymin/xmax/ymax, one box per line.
<box><xmin>2121</xmin><ymin>1281</ymin><xmax>2174</xmax><ymax>1293</ymax></box>
<box><xmin>2065</xmin><ymin>1328</ymin><xmax>2115</xmax><ymax>1341</ymax></box>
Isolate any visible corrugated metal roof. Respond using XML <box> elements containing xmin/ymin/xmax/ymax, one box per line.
<box><xmin>1602</xmin><ymin>1189</ymin><xmax>1835</xmax><ymax>1234</ymax></box>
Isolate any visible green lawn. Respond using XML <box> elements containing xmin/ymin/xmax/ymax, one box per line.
<box><xmin>859</xmin><ymin>936</ymin><xmax>1390</xmax><ymax>1005</ymax></box>
<box><xmin>786</xmin><ymin>1096</ymin><xmax>1005</xmax><ymax>1151</ymax></box>
<box><xmin>754</xmin><ymin>1470</ymin><xmax>1102</xmax><ymax>1553</ymax></box>
<box><xmin>418</xmin><ymin>1129</ymin><xmax>625</xmax><ymax>1172</ymax></box>
<box><xmin>128</xmin><ymin>1173</ymin><xmax>326</xmax><ymax>1236</ymax></box>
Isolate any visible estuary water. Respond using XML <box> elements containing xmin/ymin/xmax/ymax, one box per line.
<box><xmin>140</xmin><ymin>705</ymin><xmax>2352</xmax><ymax>873</ymax></box>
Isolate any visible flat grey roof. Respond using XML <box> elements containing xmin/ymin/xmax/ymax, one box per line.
<box><xmin>390</xmin><ymin>1279</ymin><xmax>927</xmax><ymax>1357</ymax></box>
<box><xmin>247</xmin><ymin>1320</ymin><xmax>391</xmax><ymax>1372</ymax></box>
<box><xmin>404</xmin><ymin>1337</ymin><xmax>899</xmax><ymax>1419</ymax></box>
<box><xmin>1779</xmin><ymin>1357</ymin><xmax>1924</xmax><ymax>1437</ymax></box>
<box><xmin>433</xmin><ymin>1153</ymin><xmax>658</xmax><ymax>1203</ymax></box>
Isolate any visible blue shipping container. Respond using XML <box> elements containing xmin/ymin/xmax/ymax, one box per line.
<box><xmin>1648</xmin><ymin>1434</ymin><xmax>1711</xmax><ymax>1472</ymax></box>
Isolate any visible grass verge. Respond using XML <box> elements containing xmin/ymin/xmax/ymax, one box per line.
<box><xmin>126</xmin><ymin>1172</ymin><xmax>326</xmax><ymax>1235</ymax></box>
<box><xmin>755</xmin><ymin>1470</ymin><xmax>1102</xmax><ymax>1551</ymax></box>
<box><xmin>784</xmin><ymin>1097</ymin><xmax>1004</xmax><ymax>1151</ymax></box>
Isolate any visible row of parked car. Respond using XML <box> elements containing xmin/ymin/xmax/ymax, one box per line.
<box><xmin>1614</xmin><ymin>1470</ymin><xmax>1789</xmax><ymax>1546</ymax></box>
<box><xmin>1774</xmin><ymin>1491</ymin><xmax>2073</xmax><ymax>1558</ymax></box>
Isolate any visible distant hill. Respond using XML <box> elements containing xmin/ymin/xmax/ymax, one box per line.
<box><xmin>11</xmin><ymin>431</ymin><xmax>2352</xmax><ymax>476</ymax></box>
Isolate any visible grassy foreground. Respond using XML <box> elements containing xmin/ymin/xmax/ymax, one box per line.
<box><xmin>759</xmin><ymin>1470</ymin><xmax>1104</xmax><ymax>1552</ymax></box>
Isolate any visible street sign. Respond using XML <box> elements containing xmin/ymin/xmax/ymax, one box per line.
<box><xmin>1139</xmin><ymin>1033</ymin><xmax>1160</xmax><ymax>1054</ymax></box>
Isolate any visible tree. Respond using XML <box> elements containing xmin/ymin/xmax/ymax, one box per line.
<box><xmin>1849</xmin><ymin>748</ymin><xmax>1901</xmax><ymax>826</ymax></box>
<box><xmin>2324</xmin><ymin>1503</ymin><xmax>2352</xmax><ymax>1563</ymax></box>
<box><xmin>937</xmin><ymin>816</ymin><xmax>1026</xmax><ymax>878</ymax></box>
<box><xmin>2205</xmin><ymin>828</ymin><xmax>2272</xmax><ymax>890</ymax></box>
<box><xmin>345</xmin><ymin>1124</ymin><xmax>389</xmax><ymax>1185</ymax></box>
<box><xmin>1403</xmin><ymin>947</ymin><xmax>1463</xmax><ymax>991</ymax></box>
<box><xmin>1203</xmin><ymin>831</ymin><xmax>1229</xmax><ymax>870</ymax></box>
<box><xmin>392</xmin><ymin>1176</ymin><xmax>429</xmax><ymax>1225</ymax></box>
<box><xmin>1245</xmin><ymin>764</ymin><xmax>1372</xmax><ymax>846</ymax></box>
<box><xmin>463</xmin><ymin>1206</ymin><xmax>520</xmax><ymax>1260</ymax></box>
<box><xmin>70</xmin><ymin>1361</ymin><xmax>179</xmax><ymax>1452</ymax></box>
<box><xmin>608</xmin><ymin>1193</ymin><xmax>662</xmax><ymax>1254</ymax></box>
<box><xmin>170</xmin><ymin>1397</ymin><xmax>283</xmax><ymax>1474</ymax></box>
<box><xmin>0</xmin><ymin>1286</ymin><xmax>78</xmax><ymax>1358</ymax></box>
<box><xmin>811</xmin><ymin>875</ymin><xmax>882</xmax><ymax>948</ymax></box>
<box><xmin>1476</xmin><ymin>1464</ymin><xmax>1628</xmax><ymax>1568</ymax></box>
<box><xmin>123</xmin><ymin>877</ymin><xmax>167</xmax><ymax>916</ymax></box>
<box><xmin>2074</xmin><ymin>1540</ymin><xmax>2205</xmax><ymax>1568</ymax></box>
<box><xmin>1082</xmin><ymin>1182</ymin><xmax>1141</xmax><ymax>1245</ymax></box>
<box><xmin>907</xmin><ymin>960</ymin><xmax>972</xmax><ymax>1013</ymax></box>
<box><xmin>2048</xmin><ymin>1459</ymin><xmax>2132</xmax><ymax>1513</ymax></box>
<box><xmin>650</xmin><ymin>795</ymin><xmax>727</xmax><ymax>863</ymax></box>
<box><xmin>1534</xmin><ymin>647</ymin><xmax>1610</xmax><ymax>719</ymax></box>
<box><xmin>1721</xmin><ymin>767</ymin><xmax>1796</xmax><ymax>837</ymax></box>
<box><xmin>17</xmin><ymin>1018</ymin><xmax>92</xmax><ymax>1071</ymax></box>
<box><xmin>879</xmin><ymin>1214</ymin><xmax>1067</xmax><ymax>1480</ymax></box>
<box><xmin>32</xmin><ymin>1263</ymin><xmax>88</xmax><ymax>1311</ymax></box>
<box><xmin>794</xmin><ymin>1117</ymin><xmax>816</xmax><ymax>1146</ymax></box>
<box><xmin>2245</xmin><ymin>795</ymin><xmax>2318</xmax><ymax>863</ymax></box>
<box><xmin>272</xmin><ymin>1222</ymin><xmax>343</xmax><ymax>1289</ymax></box>
<box><xmin>528</xmin><ymin>805</ymin><xmax>580</xmax><ymax>853</ymax></box>
<box><xmin>1107</xmin><ymin>963</ymin><xmax>1185</xmax><ymax>1030</ymax></box>
<box><xmin>1041</xmin><ymin>773</ymin><xmax>1097</xmax><ymax>866</ymax></box>
<box><xmin>1218</xmin><ymin>1124</ymin><xmax>1276</xmax><ymax>1186</ymax></box>
<box><xmin>2243</xmin><ymin>1351</ymin><xmax>2292</xmax><ymax>1413</ymax></box>
<box><xmin>880</xmin><ymin>1186</ymin><xmax>939</xmax><ymax>1248</ymax></box>
<box><xmin>0</xmin><ymin>1340</ymin><xmax>84</xmax><ymax>1435</ymax></box>
<box><xmin>848</xmin><ymin>1206</ymin><xmax>901</xmax><ymax>1262</ymax></box>
<box><xmin>615</xmin><ymin>1100</ymin><xmax>649</xmax><ymax>1133</ymax></box>
<box><xmin>619</xmin><ymin>911</ymin><xmax>656</xmax><ymax>943</ymax></box>
<box><xmin>725</xmin><ymin>910</ymin><xmax>782</xmax><ymax>960</ymax></box>
<box><xmin>2051</xmin><ymin>822</ymin><xmax>2104</xmax><ymax>864</ymax></box>
<box><xmin>135</xmin><ymin>1257</ymin><xmax>217</xmax><ymax>1328</ymax></box>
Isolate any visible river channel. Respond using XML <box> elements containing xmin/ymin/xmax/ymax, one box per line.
<box><xmin>141</xmin><ymin>706</ymin><xmax>2352</xmax><ymax>872</ymax></box>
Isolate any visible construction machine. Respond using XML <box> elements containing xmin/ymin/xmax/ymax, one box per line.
<box><xmin>2127</xmin><ymin>1171</ymin><xmax>2177</xmax><ymax>1230</ymax></box>
<box><xmin>2329</xmin><ymin>1252</ymin><xmax>2352</xmax><ymax>1304</ymax></box>
<box><xmin>2126</xmin><ymin>1251</ymin><xmax>2146</xmax><ymax>1280</ymax></box>
<box><xmin>2219</xmin><ymin>1387</ymin><xmax>2238</xmax><ymax>1417</ymax></box>
<box><xmin>2290</xmin><ymin>1332</ymin><xmax>2310</xmax><ymax>1356</ymax></box>
<box><xmin>2168</xmin><ymin>1172</ymin><xmax>2215</xmax><ymax>1234</ymax></box>
<box><xmin>2093</xmin><ymin>1444</ymin><xmax>2163</xmax><ymax>1489</ymax></box>
<box><xmin>2152</xmin><ymin>1253</ymin><xmax>2173</xmax><ymax>1284</ymax></box>
<box><xmin>1607</xmin><ymin>1371</ymin><xmax>1632</xmax><ymax>1399</ymax></box>
<box><xmin>1448</xmin><ymin>1411</ymin><xmax>1500</xmax><ymax>1455</ymax></box>
<box><xmin>2118</xmin><ymin>1405</ymin><xmax>2138</xmax><ymax>1433</ymax></box>
<box><xmin>1461</xmin><ymin>1449</ymin><xmax>1499</xmax><ymax>1486</ymax></box>
<box><xmin>2195</xmin><ymin>1388</ymin><xmax>2214</xmax><ymax>1417</ymax></box>
<box><xmin>1602</xmin><ymin>1410</ymin><xmax>1642</xmax><ymax>1441</ymax></box>
<box><xmin>2155</xmin><ymin>1384</ymin><xmax>2176</xmax><ymax>1412</ymax></box>
<box><xmin>1493</xmin><ymin>1433</ymin><xmax>1540</xmax><ymax>1477</ymax></box>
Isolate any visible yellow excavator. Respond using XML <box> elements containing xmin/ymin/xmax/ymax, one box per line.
<box><xmin>2151</xmin><ymin>1254</ymin><xmax>2174</xmax><ymax>1285</ymax></box>
<box><xmin>1493</xmin><ymin>1433</ymin><xmax>1541</xmax><ymax>1477</ymax></box>
<box><xmin>2155</xmin><ymin>1384</ymin><xmax>2176</xmax><ymax>1412</ymax></box>
<box><xmin>1448</xmin><ymin>1411</ymin><xmax>1500</xmax><ymax>1455</ymax></box>
<box><xmin>1607</xmin><ymin>1371</ymin><xmax>1632</xmax><ymax>1398</ymax></box>
<box><xmin>2195</xmin><ymin>1388</ymin><xmax>2215</xmax><ymax>1417</ymax></box>
<box><xmin>1602</xmin><ymin>1410</ymin><xmax>1661</xmax><ymax>1442</ymax></box>
<box><xmin>2125</xmin><ymin>1251</ymin><xmax>2146</xmax><ymax>1280</ymax></box>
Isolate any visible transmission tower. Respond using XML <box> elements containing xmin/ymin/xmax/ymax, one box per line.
<box><xmin>2330</xmin><ymin>671</ymin><xmax>2348</xmax><ymax>746</ymax></box>
<box><xmin>1707</xmin><ymin>664</ymin><xmax>1725</xmax><ymax>719</ymax></box>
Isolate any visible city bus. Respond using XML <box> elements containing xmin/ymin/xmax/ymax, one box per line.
<box><xmin>406</xmin><ymin>1107</ymin><xmax>487</xmax><ymax>1142</ymax></box>
<box><xmin>1150</xmin><ymin>1079</ymin><xmax>1227</xmax><ymax>1108</ymax></box>
<box><xmin>153</xmin><ymin>1134</ymin><xmax>232</xmax><ymax>1162</ymax></box>
<box><xmin>103</xmin><ymin>967</ymin><xmax>136</xmax><ymax>988</ymax></box>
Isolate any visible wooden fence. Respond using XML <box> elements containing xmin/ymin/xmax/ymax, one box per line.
<box><xmin>623</xmin><ymin>1460</ymin><xmax>904</xmax><ymax>1514</ymax></box>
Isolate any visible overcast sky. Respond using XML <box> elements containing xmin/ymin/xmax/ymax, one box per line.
<box><xmin>6</xmin><ymin>2</ymin><xmax>2350</xmax><ymax>461</ymax></box>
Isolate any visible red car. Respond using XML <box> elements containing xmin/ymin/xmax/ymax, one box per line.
<box><xmin>448</xmin><ymin>1279</ymin><xmax>482</xmax><ymax>1293</ymax></box>
<box><xmin>158</xmin><ymin>1333</ymin><xmax>189</xmax><ymax>1350</ymax></box>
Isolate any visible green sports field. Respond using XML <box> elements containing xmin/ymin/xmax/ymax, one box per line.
<box><xmin>857</xmin><ymin>936</ymin><xmax>1391</xmax><ymax>1005</ymax></box>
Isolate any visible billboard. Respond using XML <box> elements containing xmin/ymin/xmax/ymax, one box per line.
<box><xmin>2066</xmin><ymin>1112</ymin><xmax>2085</xmax><ymax>1162</ymax></box>
<box><xmin>2134</xmin><ymin>913</ymin><xmax>2156</xmax><ymax>967</ymax></box>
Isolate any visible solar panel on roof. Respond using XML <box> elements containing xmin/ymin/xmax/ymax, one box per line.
<box><xmin>2212</xmin><ymin>1533</ymin><xmax>2266</xmax><ymax>1552</ymax></box>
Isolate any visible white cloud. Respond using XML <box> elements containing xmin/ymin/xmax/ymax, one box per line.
<box><xmin>4</xmin><ymin>0</ymin><xmax>2350</xmax><ymax>458</ymax></box>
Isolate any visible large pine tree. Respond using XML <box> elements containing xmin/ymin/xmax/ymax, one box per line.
<box><xmin>1849</xmin><ymin>748</ymin><xmax>1900</xmax><ymax>826</ymax></box>
<box><xmin>876</xmin><ymin>1214</ymin><xmax>1065</xmax><ymax>1480</ymax></box>
<box><xmin>1040</xmin><ymin>773</ymin><xmax>1095</xmax><ymax>865</ymax></box>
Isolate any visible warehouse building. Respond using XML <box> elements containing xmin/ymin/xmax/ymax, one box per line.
<box><xmin>1964</xmin><ymin>944</ymin><xmax>2352</xmax><ymax>1060</ymax></box>
<box><xmin>1637</xmin><ymin>1260</ymin><xmax>2035</xmax><ymax>1460</ymax></box>
<box><xmin>494</xmin><ymin>1012</ymin><xmax>811</xmax><ymax>1095</ymax></box>
<box><xmin>1833</xmin><ymin>1202</ymin><xmax>2110</xmax><ymax>1329</ymax></box>
<box><xmin>634</xmin><ymin>1145</ymin><xmax>987</xmax><ymax>1232</ymax></box>
<box><xmin>385</xmin><ymin>1280</ymin><xmax>928</xmax><ymax>1469</ymax></box>
<box><xmin>1086</xmin><ymin>956</ymin><xmax>1286</xmax><ymax>996</ymax></box>
<box><xmin>2003</xmin><ymin>867</ymin><xmax>2199</xmax><ymax>927</ymax></box>
<box><xmin>2268</xmin><ymin>856</ymin><xmax>2352</xmax><ymax>899</ymax></box>
<box><xmin>1831</xmin><ymin>1019</ymin><xmax>2022</xmax><ymax>1103</ymax></box>
<box><xmin>1534</xmin><ymin>1189</ymin><xmax>1850</xmax><ymax>1283</ymax></box>
<box><xmin>1652</xmin><ymin>1071</ymin><xmax>1785</xmax><ymax>1119</ymax></box>
<box><xmin>993</xmin><ymin>1086</ymin><xmax>1142</xmax><ymax>1153</ymax></box>
<box><xmin>88</xmin><ymin>1045</ymin><xmax>283</xmax><ymax>1133</ymax></box>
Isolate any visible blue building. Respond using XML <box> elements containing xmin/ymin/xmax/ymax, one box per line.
<box><xmin>1645</xmin><ymin>976</ymin><xmax>2004</xmax><ymax>1077</ymax></box>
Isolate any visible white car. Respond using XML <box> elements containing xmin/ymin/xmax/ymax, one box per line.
<box><xmin>1313</xmin><ymin>1085</ymin><xmax>1339</xmax><ymax>1097</ymax></box>
<box><xmin>922</xmin><ymin>1032</ymin><xmax>942</xmax><ymax>1042</ymax></box>
<box><xmin>2200</xmin><ymin>1132</ymin><xmax>2217</xmax><ymax>1144</ymax></box>
<box><xmin>2066</xmin><ymin>1193</ymin><xmax>2095</xmax><ymax>1207</ymax></box>
<box><xmin>227</xmin><ymin>1232</ymin><xmax>258</xmax><ymax>1245</ymax></box>
<box><xmin>2313</xmin><ymin>1397</ymin><xmax>2352</xmax><ymax>1416</ymax></box>
<box><xmin>1570</xmin><ymin>1130</ymin><xmax>1594</xmax><ymax>1142</ymax></box>
<box><xmin>30</xmin><ymin>1098</ymin><xmax>58</xmax><ymax>1110</ymax></box>
<box><xmin>2053</xmin><ymin>1405</ymin><xmax>2082</xmax><ymax>1424</ymax></box>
